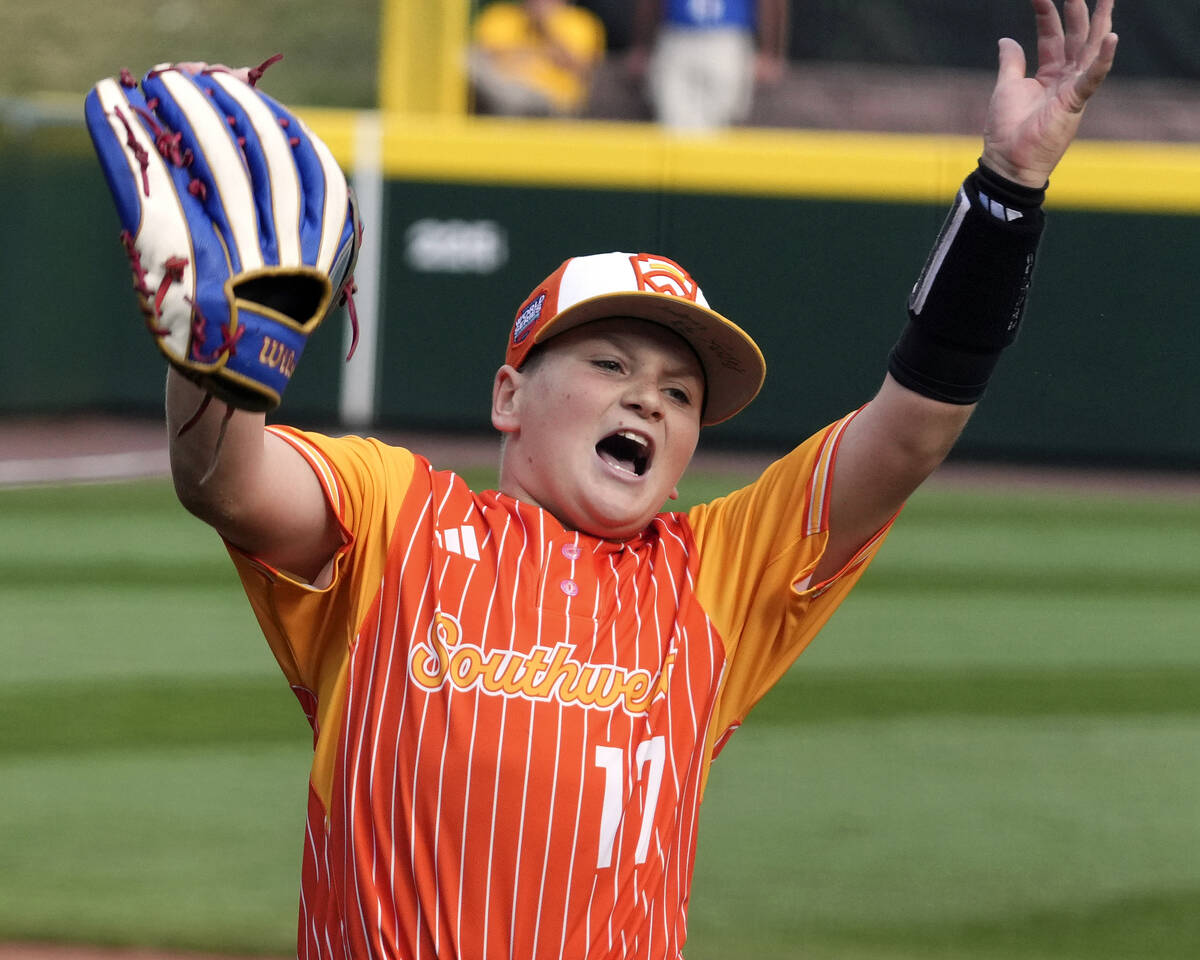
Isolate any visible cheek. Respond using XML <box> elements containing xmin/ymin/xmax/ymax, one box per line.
<box><xmin>663</xmin><ymin>425</ymin><xmax>699</xmax><ymax>472</ymax></box>
<box><xmin>555</xmin><ymin>382</ymin><xmax>606</xmax><ymax>419</ymax></box>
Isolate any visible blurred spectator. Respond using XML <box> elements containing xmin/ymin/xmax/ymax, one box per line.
<box><xmin>468</xmin><ymin>0</ymin><xmax>607</xmax><ymax>117</ymax></box>
<box><xmin>576</xmin><ymin>0</ymin><xmax>637</xmax><ymax>52</ymax></box>
<box><xmin>630</xmin><ymin>0</ymin><xmax>788</xmax><ymax>132</ymax></box>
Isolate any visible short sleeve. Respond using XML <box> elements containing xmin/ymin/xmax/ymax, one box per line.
<box><xmin>687</xmin><ymin>411</ymin><xmax>897</xmax><ymax>743</ymax></box>
<box><xmin>227</xmin><ymin>428</ymin><xmax>418</xmax><ymax>704</ymax></box>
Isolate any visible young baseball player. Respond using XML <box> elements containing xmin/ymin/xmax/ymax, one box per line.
<box><xmin>86</xmin><ymin>1</ymin><xmax>1116</xmax><ymax>956</ymax></box>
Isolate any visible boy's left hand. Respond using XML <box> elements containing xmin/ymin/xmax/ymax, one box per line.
<box><xmin>981</xmin><ymin>0</ymin><xmax>1118</xmax><ymax>187</ymax></box>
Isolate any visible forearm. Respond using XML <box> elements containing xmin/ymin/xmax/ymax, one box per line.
<box><xmin>166</xmin><ymin>368</ymin><xmax>267</xmax><ymax>527</ymax></box>
<box><xmin>809</xmin><ymin>376</ymin><xmax>973</xmax><ymax>586</ymax></box>
<box><xmin>166</xmin><ymin>367</ymin><xmax>342</xmax><ymax>580</ymax></box>
<box><xmin>814</xmin><ymin>164</ymin><xmax>1038</xmax><ymax>580</ymax></box>
<box><xmin>92</xmin><ymin>63</ymin><xmax>353</xmax><ymax>581</ymax></box>
<box><xmin>888</xmin><ymin>163</ymin><xmax>1045</xmax><ymax>406</ymax></box>
<box><xmin>850</xmin><ymin>375</ymin><xmax>974</xmax><ymax>494</ymax></box>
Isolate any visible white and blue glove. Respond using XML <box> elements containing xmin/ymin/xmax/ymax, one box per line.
<box><xmin>85</xmin><ymin>59</ymin><xmax>360</xmax><ymax>411</ymax></box>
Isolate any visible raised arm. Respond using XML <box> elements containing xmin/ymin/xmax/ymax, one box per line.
<box><xmin>86</xmin><ymin>61</ymin><xmax>357</xmax><ymax>582</ymax></box>
<box><xmin>812</xmin><ymin>0</ymin><xmax>1117</xmax><ymax>583</ymax></box>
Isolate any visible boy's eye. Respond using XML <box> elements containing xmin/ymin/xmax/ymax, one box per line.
<box><xmin>665</xmin><ymin>387</ymin><xmax>692</xmax><ymax>405</ymax></box>
<box><xmin>592</xmin><ymin>359</ymin><xmax>622</xmax><ymax>372</ymax></box>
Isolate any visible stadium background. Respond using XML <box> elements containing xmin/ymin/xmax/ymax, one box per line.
<box><xmin>1</xmin><ymin>1</ymin><xmax>1198</xmax><ymax>957</ymax></box>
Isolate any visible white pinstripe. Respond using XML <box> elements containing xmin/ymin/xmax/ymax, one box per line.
<box><xmin>384</xmin><ymin>496</ymin><xmax>436</xmax><ymax>955</ymax></box>
<box><xmin>424</xmin><ymin>479</ymin><xmax>462</xmax><ymax>957</ymax></box>
<box><xmin>657</xmin><ymin>525</ymin><xmax>688</xmax><ymax>948</ymax></box>
<box><xmin>455</xmin><ymin>507</ymin><xmax>511</xmax><ymax>954</ymax></box>
<box><xmin>529</xmin><ymin>532</ymin><xmax>586</xmax><ymax>958</ymax></box>
<box><xmin>430</xmin><ymin>485</ymin><xmax>487</xmax><ymax>956</ymax></box>
<box><xmin>507</xmin><ymin>514</ymin><xmax>548</xmax><ymax>960</ymax></box>
<box><xmin>480</xmin><ymin>507</ymin><xmax>533</xmax><ymax>955</ymax></box>
<box><xmin>406</xmin><ymin>479</ymin><xmax>456</xmax><ymax>960</ymax></box>
<box><xmin>555</xmin><ymin>546</ymin><xmax>601</xmax><ymax>960</ymax></box>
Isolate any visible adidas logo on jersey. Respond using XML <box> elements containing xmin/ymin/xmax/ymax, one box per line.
<box><xmin>435</xmin><ymin>525</ymin><xmax>481</xmax><ymax>561</ymax></box>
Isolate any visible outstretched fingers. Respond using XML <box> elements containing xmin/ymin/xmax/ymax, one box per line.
<box><xmin>1084</xmin><ymin>0</ymin><xmax>1116</xmax><ymax>52</ymax></box>
<box><xmin>1030</xmin><ymin>0</ymin><xmax>1118</xmax><ymax>111</ymax></box>
<box><xmin>1074</xmin><ymin>30</ymin><xmax>1119</xmax><ymax>105</ymax></box>
<box><xmin>1062</xmin><ymin>0</ymin><xmax>1090</xmax><ymax>65</ymax></box>
<box><xmin>1063</xmin><ymin>0</ymin><xmax>1119</xmax><ymax>109</ymax></box>
<box><xmin>1062</xmin><ymin>0</ymin><xmax>1118</xmax><ymax>68</ymax></box>
<box><xmin>1032</xmin><ymin>0</ymin><xmax>1066</xmax><ymax>75</ymax></box>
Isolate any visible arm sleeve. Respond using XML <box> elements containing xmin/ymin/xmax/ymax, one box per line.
<box><xmin>687</xmin><ymin>410</ymin><xmax>897</xmax><ymax>749</ymax></box>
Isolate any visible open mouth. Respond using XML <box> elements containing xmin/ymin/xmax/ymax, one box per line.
<box><xmin>596</xmin><ymin>430</ymin><xmax>652</xmax><ymax>477</ymax></box>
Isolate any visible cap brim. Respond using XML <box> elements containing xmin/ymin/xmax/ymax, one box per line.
<box><xmin>531</xmin><ymin>291</ymin><xmax>765</xmax><ymax>426</ymax></box>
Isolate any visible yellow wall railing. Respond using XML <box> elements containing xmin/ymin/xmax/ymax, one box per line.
<box><xmin>295</xmin><ymin>107</ymin><xmax>1200</xmax><ymax>215</ymax></box>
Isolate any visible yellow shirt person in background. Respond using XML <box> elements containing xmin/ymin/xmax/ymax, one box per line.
<box><xmin>469</xmin><ymin>0</ymin><xmax>606</xmax><ymax>116</ymax></box>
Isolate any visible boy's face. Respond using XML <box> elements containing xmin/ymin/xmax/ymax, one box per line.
<box><xmin>493</xmin><ymin>318</ymin><xmax>705</xmax><ymax>539</ymax></box>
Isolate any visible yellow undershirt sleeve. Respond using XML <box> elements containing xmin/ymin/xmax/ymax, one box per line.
<box><xmin>688</xmin><ymin>413</ymin><xmax>896</xmax><ymax>763</ymax></box>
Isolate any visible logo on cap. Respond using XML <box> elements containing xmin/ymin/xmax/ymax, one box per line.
<box><xmin>631</xmin><ymin>254</ymin><xmax>699</xmax><ymax>301</ymax></box>
<box><xmin>512</xmin><ymin>292</ymin><xmax>546</xmax><ymax>345</ymax></box>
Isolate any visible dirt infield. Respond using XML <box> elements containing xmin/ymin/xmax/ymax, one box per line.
<box><xmin>4</xmin><ymin>412</ymin><xmax>1200</xmax><ymax>498</ymax></box>
<box><xmin>0</xmin><ymin>414</ymin><xmax>497</xmax><ymax>486</ymax></box>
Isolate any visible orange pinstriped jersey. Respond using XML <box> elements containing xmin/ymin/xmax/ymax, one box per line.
<box><xmin>228</xmin><ymin>410</ymin><xmax>893</xmax><ymax>960</ymax></box>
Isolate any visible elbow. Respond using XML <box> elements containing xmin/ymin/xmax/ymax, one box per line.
<box><xmin>171</xmin><ymin>466</ymin><xmax>231</xmax><ymax>529</ymax></box>
<box><xmin>165</xmin><ymin>382</ymin><xmax>268</xmax><ymax>533</ymax></box>
<box><xmin>169</xmin><ymin>446</ymin><xmax>244</xmax><ymax>533</ymax></box>
<box><xmin>877</xmin><ymin>420</ymin><xmax>965</xmax><ymax>490</ymax></box>
<box><xmin>876</xmin><ymin>377</ymin><xmax>974</xmax><ymax>475</ymax></box>
<box><xmin>894</xmin><ymin>422</ymin><xmax>963</xmax><ymax>473</ymax></box>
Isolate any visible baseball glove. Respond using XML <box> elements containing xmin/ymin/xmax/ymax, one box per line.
<box><xmin>84</xmin><ymin>57</ymin><xmax>360</xmax><ymax>413</ymax></box>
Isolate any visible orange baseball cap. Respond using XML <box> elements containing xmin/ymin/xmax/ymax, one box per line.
<box><xmin>506</xmin><ymin>252</ymin><xmax>765</xmax><ymax>425</ymax></box>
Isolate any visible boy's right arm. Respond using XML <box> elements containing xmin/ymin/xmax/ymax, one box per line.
<box><xmin>86</xmin><ymin>63</ymin><xmax>360</xmax><ymax>584</ymax></box>
<box><xmin>168</xmin><ymin>368</ymin><xmax>342</xmax><ymax>584</ymax></box>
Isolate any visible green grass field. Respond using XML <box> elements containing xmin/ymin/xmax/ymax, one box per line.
<box><xmin>1</xmin><ymin>472</ymin><xmax>1198</xmax><ymax>958</ymax></box>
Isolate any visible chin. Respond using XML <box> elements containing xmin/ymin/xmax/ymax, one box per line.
<box><xmin>567</xmin><ymin>474</ymin><xmax>673</xmax><ymax>539</ymax></box>
<box><xmin>579</xmin><ymin>505</ymin><xmax>659</xmax><ymax>541</ymax></box>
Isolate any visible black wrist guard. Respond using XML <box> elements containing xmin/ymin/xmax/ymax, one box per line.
<box><xmin>887</xmin><ymin>162</ymin><xmax>1046</xmax><ymax>404</ymax></box>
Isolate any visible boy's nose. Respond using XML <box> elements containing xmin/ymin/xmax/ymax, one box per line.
<box><xmin>622</xmin><ymin>380</ymin><xmax>664</xmax><ymax>420</ymax></box>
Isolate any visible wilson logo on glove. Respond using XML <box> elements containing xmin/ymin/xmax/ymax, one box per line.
<box><xmin>84</xmin><ymin>57</ymin><xmax>361</xmax><ymax>414</ymax></box>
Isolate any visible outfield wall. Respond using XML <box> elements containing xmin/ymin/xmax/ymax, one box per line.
<box><xmin>4</xmin><ymin>110</ymin><xmax>1198</xmax><ymax>466</ymax></box>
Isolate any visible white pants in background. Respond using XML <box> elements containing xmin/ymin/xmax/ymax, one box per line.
<box><xmin>648</xmin><ymin>25</ymin><xmax>756</xmax><ymax>132</ymax></box>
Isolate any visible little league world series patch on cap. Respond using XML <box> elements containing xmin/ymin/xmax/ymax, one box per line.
<box><xmin>506</xmin><ymin>252</ymin><xmax>766</xmax><ymax>426</ymax></box>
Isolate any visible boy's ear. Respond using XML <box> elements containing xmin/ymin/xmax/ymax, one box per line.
<box><xmin>491</xmin><ymin>364</ymin><xmax>522</xmax><ymax>434</ymax></box>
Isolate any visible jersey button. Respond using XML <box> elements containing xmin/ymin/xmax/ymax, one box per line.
<box><xmin>561</xmin><ymin>544</ymin><xmax>582</xmax><ymax>560</ymax></box>
<box><xmin>559</xmin><ymin>578</ymin><xmax>579</xmax><ymax>597</ymax></box>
